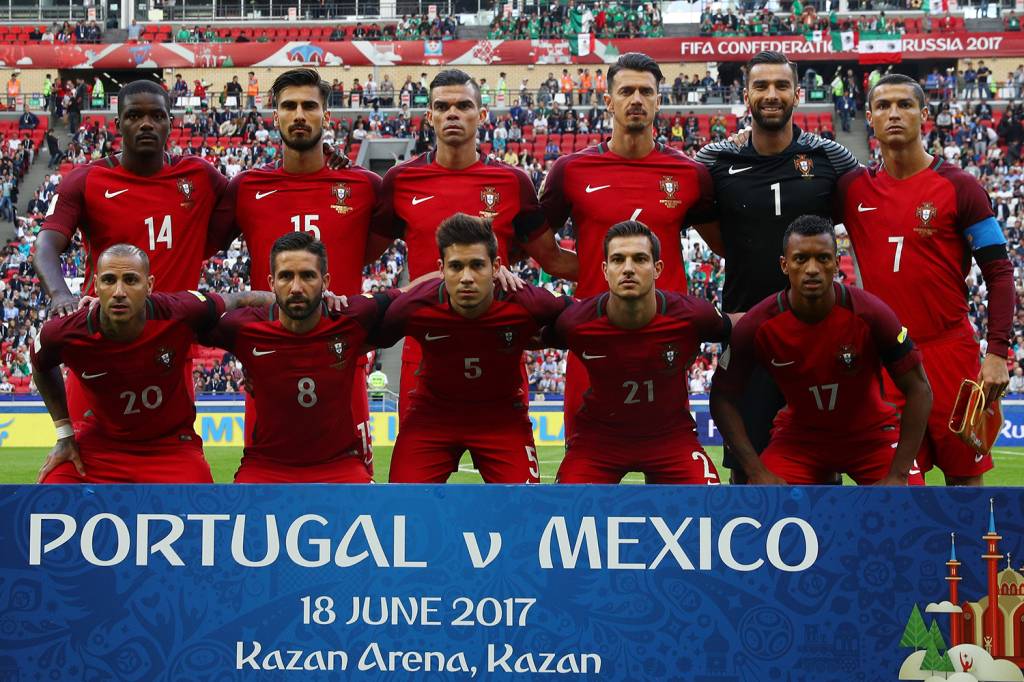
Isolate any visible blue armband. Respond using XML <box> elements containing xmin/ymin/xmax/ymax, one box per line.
<box><xmin>964</xmin><ymin>216</ymin><xmax>1006</xmax><ymax>250</ymax></box>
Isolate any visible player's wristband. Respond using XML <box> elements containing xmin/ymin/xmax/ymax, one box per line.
<box><xmin>54</xmin><ymin>422</ymin><xmax>74</xmax><ymax>440</ymax></box>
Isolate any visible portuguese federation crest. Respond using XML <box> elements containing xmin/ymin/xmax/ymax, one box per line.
<box><xmin>177</xmin><ymin>177</ymin><xmax>194</xmax><ymax>208</ymax></box>
<box><xmin>915</xmin><ymin>201</ymin><xmax>937</xmax><ymax>237</ymax></box>
<box><xmin>837</xmin><ymin>344</ymin><xmax>858</xmax><ymax>372</ymax></box>
<box><xmin>332</xmin><ymin>183</ymin><xmax>353</xmax><ymax>214</ymax></box>
<box><xmin>659</xmin><ymin>176</ymin><xmax>681</xmax><ymax>208</ymax></box>
<box><xmin>480</xmin><ymin>186</ymin><xmax>500</xmax><ymax>218</ymax></box>
<box><xmin>155</xmin><ymin>346</ymin><xmax>175</xmax><ymax>370</ymax></box>
<box><xmin>663</xmin><ymin>343</ymin><xmax>679</xmax><ymax>369</ymax></box>
<box><xmin>329</xmin><ymin>335</ymin><xmax>347</xmax><ymax>369</ymax></box>
<box><xmin>794</xmin><ymin>154</ymin><xmax>814</xmax><ymax>178</ymax></box>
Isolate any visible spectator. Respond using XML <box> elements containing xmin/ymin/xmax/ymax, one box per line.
<box><xmin>17</xmin><ymin>104</ymin><xmax>38</xmax><ymax>131</ymax></box>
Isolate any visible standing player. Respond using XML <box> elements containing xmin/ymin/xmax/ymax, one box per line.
<box><xmin>30</xmin><ymin>244</ymin><xmax>272</xmax><ymax>483</ymax></box>
<box><xmin>710</xmin><ymin>216</ymin><xmax>932</xmax><ymax>486</ymax></box>
<box><xmin>374</xmin><ymin>68</ymin><xmax>578</xmax><ymax>418</ymax></box>
<box><xmin>377</xmin><ymin>214</ymin><xmax>569</xmax><ymax>483</ymax></box>
<box><xmin>35</xmin><ymin>79</ymin><xmax>226</xmax><ymax>314</ymax></box>
<box><xmin>694</xmin><ymin>51</ymin><xmax>861</xmax><ymax>483</ymax></box>
<box><xmin>538</xmin><ymin>52</ymin><xmax>720</xmax><ymax>439</ymax></box>
<box><xmin>547</xmin><ymin>221</ymin><xmax>731</xmax><ymax>484</ymax></box>
<box><xmin>836</xmin><ymin>74</ymin><xmax>1015</xmax><ymax>486</ymax></box>
<box><xmin>202</xmin><ymin>233</ymin><xmax>393</xmax><ymax>483</ymax></box>
<box><xmin>208</xmin><ymin>68</ymin><xmax>384</xmax><ymax>462</ymax></box>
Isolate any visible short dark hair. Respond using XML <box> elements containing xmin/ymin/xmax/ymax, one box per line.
<box><xmin>746</xmin><ymin>51</ymin><xmax>799</xmax><ymax>87</ymax></box>
<box><xmin>436</xmin><ymin>213</ymin><xmax>498</xmax><ymax>260</ymax></box>
<box><xmin>603</xmin><ymin>221</ymin><xmax>661</xmax><ymax>261</ymax></box>
<box><xmin>270</xmin><ymin>231</ymin><xmax>328</xmax><ymax>275</ymax></box>
<box><xmin>117</xmin><ymin>79</ymin><xmax>171</xmax><ymax>117</ymax></box>
<box><xmin>782</xmin><ymin>215</ymin><xmax>837</xmax><ymax>253</ymax></box>
<box><xmin>429</xmin><ymin>69</ymin><xmax>481</xmax><ymax>106</ymax></box>
<box><xmin>271</xmin><ymin>68</ymin><xmax>331</xmax><ymax>108</ymax></box>
<box><xmin>607</xmin><ymin>52</ymin><xmax>664</xmax><ymax>91</ymax></box>
<box><xmin>867</xmin><ymin>73</ymin><xmax>926</xmax><ymax>109</ymax></box>
<box><xmin>97</xmin><ymin>243</ymin><xmax>150</xmax><ymax>273</ymax></box>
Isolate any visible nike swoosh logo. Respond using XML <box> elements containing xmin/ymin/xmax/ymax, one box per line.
<box><xmin>412</xmin><ymin>196</ymin><xmax>435</xmax><ymax>205</ymax></box>
<box><xmin>585</xmin><ymin>184</ymin><xmax>610</xmax><ymax>193</ymax></box>
<box><xmin>975</xmin><ymin>452</ymin><xmax>985</xmax><ymax>463</ymax></box>
<box><xmin>581</xmin><ymin>352</ymin><xmax>606</xmax><ymax>360</ymax></box>
<box><xmin>728</xmin><ymin>166</ymin><xmax>753</xmax><ymax>175</ymax></box>
<box><xmin>104</xmin><ymin>189</ymin><xmax>128</xmax><ymax>198</ymax></box>
<box><xmin>255</xmin><ymin>191</ymin><xmax>278</xmax><ymax>200</ymax></box>
<box><xmin>424</xmin><ymin>333</ymin><xmax>450</xmax><ymax>341</ymax></box>
<box><xmin>81</xmin><ymin>371</ymin><xmax>108</xmax><ymax>379</ymax></box>
<box><xmin>857</xmin><ymin>203</ymin><xmax>877</xmax><ymax>212</ymax></box>
<box><xmin>770</xmin><ymin>359</ymin><xmax>795</xmax><ymax>367</ymax></box>
<box><xmin>252</xmin><ymin>348</ymin><xmax>276</xmax><ymax>356</ymax></box>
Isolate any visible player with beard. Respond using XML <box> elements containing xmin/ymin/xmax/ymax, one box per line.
<box><xmin>208</xmin><ymin>68</ymin><xmax>385</xmax><ymax>465</ymax></box>
<box><xmin>836</xmin><ymin>74</ymin><xmax>1015</xmax><ymax>486</ymax></box>
<box><xmin>374</xmin><ymin>68</ymin><xmax>579</xmax><ymax>419</ymax></box>
<box><xmin>694</xmin><ymin>51</ymin><xmax>861</xmax><ymax>483</ymax></box>
<box><xmin>202</xmin><ymin>233</ymin><xmax>406</xmax><ymax>483</ymax></box>
<box><xmin>31</xmin><ymin>244</ymin><xmax>274</xmax><ymax>483</ymax></box>
<box><xmin>538</xmin><ymin>52</ymin><xmax>719</xmax><ymax>440</ymax></box>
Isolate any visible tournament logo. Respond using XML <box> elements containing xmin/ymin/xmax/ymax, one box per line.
<box><xmin>331</xmin><ymin>183</ymin><xmax>353</xmax><ymax>214</ymax></box>
<box><xmin>155</xmin><ymin>346</ymin><xmax>175</xmax><ymax>370</ymax></box>
<box><xmin>794</xmin><ymin>154</ymin><xmax>815</xmax><ymax>178</ymax></box>
<box><xmin>328</xmin><ymin>335</ymin><xmax>347</xmax><ymax>369</ymax></box>
<box><xmin>916</xmin><ymin>202</ymin><xmax>938</xmax><ymax>237</ymax></box>
<box><xmin>480</xmin><ymin>186</ymin><xmax>500</xmax><ymax>218</ymax></box>
<box><xmin>837</xmin><ymin>344</ymin><xmax>858</xmax><ymax>372</ymax></box>
<box><xmin>177</xmin><ymin>177</ymin><xmax>194</xmax><ymax>209</ymax></box>
<box><xmin>659</xmin><ymin>176</ymin><xmax>681</xmax><ymax>208</ymax></box>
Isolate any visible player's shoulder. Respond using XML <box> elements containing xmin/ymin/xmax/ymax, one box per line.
<box><xmin>931</xmin><ymin>157</ymin><xmax>986</xmax><ymax>191</ymax></box>
<box><xmin>397</xmin><ymin>278</ymin><xmax>445</xmax><ymax>306</ymax></box>
<box><xmin>653</xmin><ymin>142</ymin><xmax>705</xmax><ymax>170</ymax></box>
<box><xmin>482</xmin><ymin>155</ymin><xmax>533</xmax><ymax>181</ymax></box>
<box><xmin>795</xmin><ymin>130</ymin><xmax>860</xmax><ymax>164</ymax></box>
<box><xmin>658</xmin><ymin>289</ymin><xmax>717</xmax><ymax>315</ymax></box>
<box><xmin>220</xmin><ymin>303</ymin><xmax>270</xmax><ymax>326</ymax></box>
<box><xmin>738</xmin><ymin>291</ymin><xmax>790</xmax><ymax>329</ymax></box>
<box><xmin>39</xmin><ymin>307</ymin><xmax>91</xmax><ymax>342</ymax></box>
<box><xmin>844</xmin><ymin>284</ymin><xmax>896</xmax><ymax>318</ymax></box>
<box><xmin>694</xmin><ymin>139</ymin><xmax>741</xmax><ymax>168</ymax></box>
<box><xmin>385</xmin><ymin>152</ymin><xmax>431</xmax><ymax>179</ymax></box>
<box><xmin>556</xmin><ymin>292</ymin><xmax>602</xmax><ymax>328</ymax></box>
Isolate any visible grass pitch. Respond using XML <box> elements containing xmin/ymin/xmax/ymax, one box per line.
<box><xmin>2</xmin><ymin>445</ymin><xmax>1022</xmax><ymax>485</ymax></box>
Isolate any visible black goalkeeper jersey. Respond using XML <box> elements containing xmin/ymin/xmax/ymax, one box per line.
<box><xmin>696</xmin><ymin>126</ymin><xmax>859</xmax><ymax>313</ymax></box>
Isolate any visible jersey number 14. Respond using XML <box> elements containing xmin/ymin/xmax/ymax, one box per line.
<box><xmin>145</xmin><ymin>216</ymin><xmax>173</xmax><ymax>250</ymax></box>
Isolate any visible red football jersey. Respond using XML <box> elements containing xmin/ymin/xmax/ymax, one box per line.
<box><xmin>41</xmin><ymin>155</ymin><xmax>226</xmax><ymax>294</ymax></box>
<box><xmin>202</xmin><ymin>295</ymin><xmax>389</xmax><ymax>466</ymax></box>
<box><xmin>211</xmin><ymin>163</ymin><xmax>382</xmax><ymax>294</ymax></box>
<box><xmin>549</xmin><ymin>289</ymin><xmax>729</xmax><ymax>434</ymax></box>
<box><xmin>374</xmin><ymin>153</ymin><xmax>547</xmax><ymax>278</ymax></box>
<box><xmin>378</xmin><ymin>279</ymin><xmax>569</xmax><ymax>407</ymax></box>
<box><xmin>836</xmin><ymin>158</ymin><xmax>994</xmax><ymax>342</ymax></box>
<box><xmin>713</xmin><ymin>283</ymin><xmax>922</xmax><ymax>437</ymax></box>
<box><xmin>540</xmin><ymin>142</ymin><xmax>716</xmax><ymax>298</ymax></box>
<box><xmin>31</xmin><ymin>291</ymin><xmax>225</xmax><ymax>440</ymax></box>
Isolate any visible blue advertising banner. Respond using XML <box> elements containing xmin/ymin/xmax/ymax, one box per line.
<box><xmin>2</xmin><ymin>485</ymin><xmax>1023</xmax><ymax>681</ymax></box>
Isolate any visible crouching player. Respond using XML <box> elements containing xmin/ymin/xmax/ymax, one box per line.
<box><xmin>710</xmin><ymin>216</ymin><xmax>932</xmax><ymax>485</ymax></box>
<box><xmin>547</xmin><ymin>221</ymin><xmax>732</xmax><ymax>484</ymax></box>
<box><xmin>377</xmin><ymin>213</ymin><xmax>570</xmax><ymax>483</ymax></box>
<box><xmin>202</xmin><ymin>232</ymin><xmax>396</xmax><ymax>483</ymax></box>
<box><xmin>31</xmin><ymin>243</ymin><xmax>273</xmax><ymax>483</ymax></box>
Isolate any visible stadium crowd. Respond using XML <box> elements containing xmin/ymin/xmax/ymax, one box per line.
<box><xmin>700</xmin><ymin>7</ymin><xmax>961</xmax><ymax>36</ymax></box>
<box><xmin>488</xmin><ymin>1</ymin><xmax>663</xmax><ymax>40</ymax></box>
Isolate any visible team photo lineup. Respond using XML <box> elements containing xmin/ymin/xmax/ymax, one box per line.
<box><xmin>11</xmin><ymin>48</ymin><xmax>1020</xmax><ymax>488</ymax></box>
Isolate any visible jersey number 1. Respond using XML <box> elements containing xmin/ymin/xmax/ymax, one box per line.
<box><xmin>145</xmin><ymin>216</ymin><xmax>173</xmax><ymax>250</ymax></box>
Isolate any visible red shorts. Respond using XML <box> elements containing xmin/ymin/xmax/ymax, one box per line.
<box><xmin>234</xmin><ymin>455</ymin><xmax>372</xmax><ymax>483</ymax></box>
<box><xmin>398</xmin><ymin>338</ymin><xmax>423</xmax><ymax>421</ymax></box>
<box><xmin>42</xmin><ymin>428</ymin><xmax>212</xmax><ymax>484</ymax></box>
<box><xmin>389</xmin><ymin>404</ymin><xmax>539</xmax><ymax>483</ymax></box>
<box><xmin>563</xmin><ymin>353</ymin><xmax>588</xmax><ymax>441</ymax></box>
<box><xmin>558</xmin><ymin>427</ymin><xmax>721</xmax><ymax>485</ymax></box>
<box><xmin>762</xmin><ymin>426</ymin><xmax>924</xmax><ymax>485</ymax></box>
<box><xmin>883</xmin><ymin>328</ymin><xmax>992</xmax><ymax>478</ymax></box>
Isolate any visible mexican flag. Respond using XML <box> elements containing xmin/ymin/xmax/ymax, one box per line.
<box><xmin>857</xmin><ymin>31</ymin><xmax>903</xmax><ymax>64</ymax></box>
<box><xmin>570</xmin><ymin>32</ymin><xmax>594</xmax><ymax>56</ymax></box>
<box><xmin>830</xmin><ymin>29</ymin><xmax>857</xmax><ymax>52</ymax></box>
